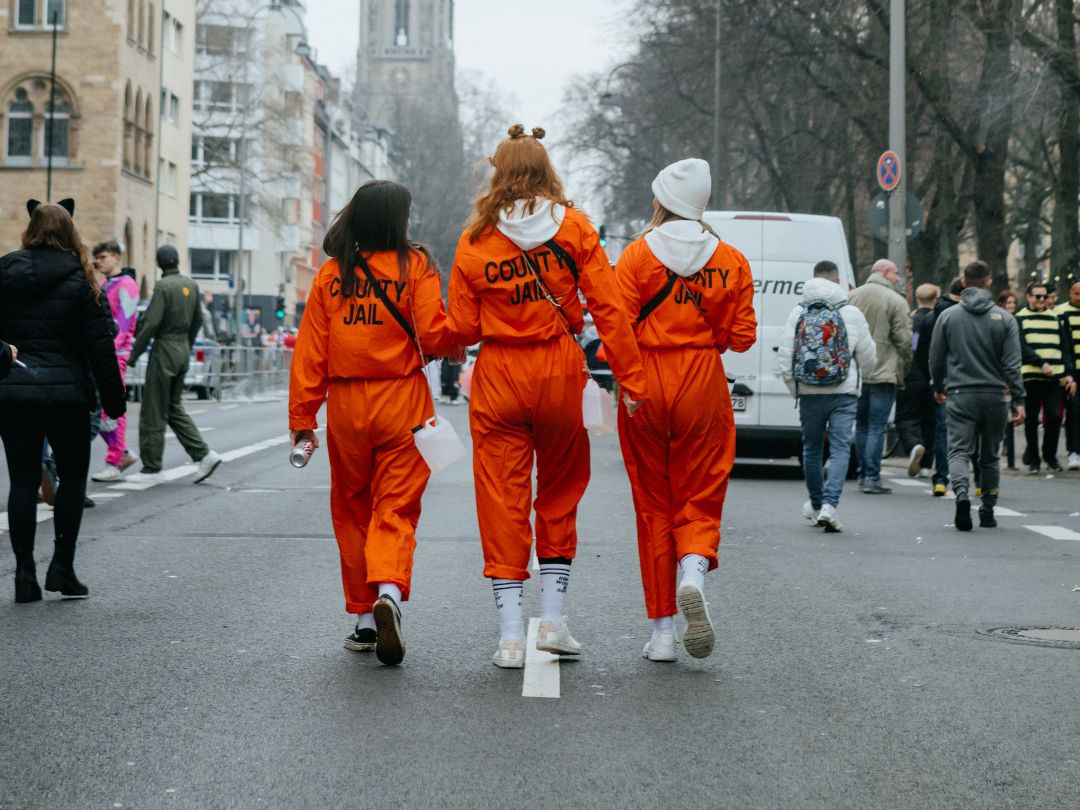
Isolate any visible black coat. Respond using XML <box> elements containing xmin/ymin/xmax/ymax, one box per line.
<box><xmin>0</xmin><ymin>247</ymin><xmax>126</xmax><ymax>417</ymax></box>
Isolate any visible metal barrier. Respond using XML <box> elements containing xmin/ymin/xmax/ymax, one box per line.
<box><xmin>126</xmin><ymin>346</ymin><xmax>293</xmax><ymax>401</ymax></box>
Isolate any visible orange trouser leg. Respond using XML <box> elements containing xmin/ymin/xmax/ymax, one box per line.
<box><xmin>470</xmin><ymin>336</ymin><xmax>589</xmax><ymax>580</ymax></box>
<box><xmin>618</xmin><ymin>348</ymin><xmax>732</xmax><ymax>618</ymax></box>
<box><xmin>326</xmin><ymin>375</ymin><xmax>432</xmax><ymax>613</ymax></box>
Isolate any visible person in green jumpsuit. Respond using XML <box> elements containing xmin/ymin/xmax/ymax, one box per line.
<box><xmin>125</xmin><ymin>245</ymin><xmax>222</xmax><ymax>484</ymax></box>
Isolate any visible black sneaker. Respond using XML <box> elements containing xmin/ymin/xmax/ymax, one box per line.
<box><xmin>861</xmin><ymin>479</ymin><xmax>892</xmax><ymax>494</ymax></box>
<box><xmin>344</xmin><ymin>626</ymin><xmax>377</xmax><ymax>652</ymax></box>
<box><xmin>1027</xmin><ymin>463</ymin><xmax>1040</xmax><ymax>476</ymax></box>
<box><xmin>979</xmin><ymin>507</ymin><xmax>997</xmax><ymax>528</ymax></box>
<box><xmin>372</xmin><ymin>595</ymin><xmax>405</xmax><ymax>666</ymax></box>
<box><xmin>83</xmin><ymin>496</ymin><xmax>95</xmax><ymax>509</ymax></box>
<box><xmin>1045</xmin><ymin>459</ymin><xmax>1063</xmax><ymax>472</ymax></box>
<box><xmin>955</xmin><ymin>499</ymin><xmax>973</xmax><ymax>531</ymax></box>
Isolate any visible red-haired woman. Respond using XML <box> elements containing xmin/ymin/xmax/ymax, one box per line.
<box><xmin>614</xmin><ymin>159</ymin><xmax>757</xmax><ymax>663</ymax></box>
<box><xmin>448</xmin><ymin>125</ymin><xmax>648</xmax><ymax>668</ymax></box>
<box><xmin>0</xmin><ymin>199</ymin><xmax>126</xmax><ymax>602</ymax></box>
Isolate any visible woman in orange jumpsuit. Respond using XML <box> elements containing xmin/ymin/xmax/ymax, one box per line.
<box><xmin>614</xmin><ymin>159</ymin><xmax>757</xmax><ymax>663</ymax></box>
<box><xmin>448</xmin><ymin>125</ymin><xmax>648</xmax><ymax>669</ymax></box>
<box><xmin>290</xmin><ymin>180</ymin><xmax>460</xmax><ymax>666</ymax></box>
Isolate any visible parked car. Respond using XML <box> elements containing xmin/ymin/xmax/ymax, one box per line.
<box><xmin>126</xmin><ymin>332</ymin><xmax>222</xmax><ymax>401</ymax></box>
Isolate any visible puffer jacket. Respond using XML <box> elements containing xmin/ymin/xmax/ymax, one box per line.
<box><xmin>778</xmin><ymin>277</ymin><xmax>877</xmax><ymax>397</ymax></box>
<box><xmin>849</xmin><ymin>273</ymin><xmax>912</xmax><ymax>386</ymax></box>
<box><xmin>0</xmin><ymin>247</ymin><xmax>125</xmax><ymax>416</ymax></box>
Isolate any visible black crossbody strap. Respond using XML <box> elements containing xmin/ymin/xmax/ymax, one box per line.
<box><xmin>637</xmin><ymin>272</ymin><xmax>678</xmax><ymax>323</ymax></box>
<box><xmin>355</xmin><ymin>254</ymin><xmax>416</xmax><ymax>342</ymax></box>
<box><xmin>543</xmin><ymin>239</ymin><xmax>579</xmax><ymax>283</ymax></box>
<box><xmin>520</xmin><ymin>249</ymin><xmax>574</xmax><ymax>332</ymax></box>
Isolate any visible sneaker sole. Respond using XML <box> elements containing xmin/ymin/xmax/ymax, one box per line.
<box><xmin>642</xmin><ymin>647</ymin><xmax>677</xmax><ymax>662</ymax></box>
<box><xmin>372</xmin><ymin>600</ymin><xmax>405</xmax><ymax>665</ymax></box>
<box><xmin>91</xmin><ymin>472</ymin><xmax>123</xmax><ymax>482</ymax></box>
<box><xmin>343</xmin><ymin>639</ymin><xmax>376</xmax><ymax>653</ymax></box>
<box><xmin>492</xmin><ymin>653</ymin><xmax>525</xmax><ymax>669</ymax></box>
<box><xmin>817</xmin><ymin>518</ymin><xmax>842</xmax><ymax>533</ymax></box>
<box><xmin>907</xmin><ymin>447</ymin><xmax>925</xmax><ymax>477</ymax></box>
<box><xmin>535</xmin><ymin>638</ymin><xmax>583</xmax><ymax>656</ymax></box>
<box><xmin>677</xmin><ymin>585</ymin><xmax>715</xmax><ymax>659</ymax></box>
<box><xmin>193</xmin><ymin>459</ymin><xmax>223</xmax><ymax>484</ymax></box>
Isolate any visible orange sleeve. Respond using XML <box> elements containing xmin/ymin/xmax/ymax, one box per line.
<box><xmin>715</xmin><ymin>255</ymin><xmax>757</xmax><ymax>353</ymax></box>
<box><xmin>288</xmin><ymin>271</ymin><xmax>331</xmax><ymax>430</ymax></box>
<box><xmin>575</xmin><ymin>223</ymin><xmax>648</xmax><ymax>400</ymax></box>
<box><xmin>448</xmin><ymin>245</ymin><xmax>482</xmax><ymax>347</ymax></box>
<box><xmin>413</xmin><ymin>259</ymin><xmax>461</xmax><ymax>358</ymax></box>
<box><xmin>613</xmin><ymin>242</ymin><xmax>643</xmax><ymax>326</ymax></box>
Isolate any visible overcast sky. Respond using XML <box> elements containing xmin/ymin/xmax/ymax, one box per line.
<box><xmin>304</xmin><ymin>0</ymin><xmax>631</xmax><ymax>201</ymax></box>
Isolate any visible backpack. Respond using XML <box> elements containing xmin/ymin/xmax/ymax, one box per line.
<box><xmin>792</xmin><ymin>302</ymin><xmax>851</xmax><ymax>390</ymax></box>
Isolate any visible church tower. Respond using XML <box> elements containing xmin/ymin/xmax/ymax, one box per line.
<box><xmin>355</xmin><ymin>0</ymin><xmax>457</xmax><ymax>129</ymax></box>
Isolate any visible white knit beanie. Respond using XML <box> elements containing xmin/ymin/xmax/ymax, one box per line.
<box><xmin>651</xmin><ymin>158</ymin><xmax>712</xmax><ymax>220</ymax></box>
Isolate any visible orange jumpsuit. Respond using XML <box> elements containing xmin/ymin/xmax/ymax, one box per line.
<box><xmin>289</xmin><ymin>251</ymin><xmax>459</xmax><ymax>614</ymax></box>
<box><xmin>448</xmin><ymin>207</ymin><xmax>648</xmax><ymax>581</ymax></box>
<box><xmin>614</xmin><ymin>237</ymin><xmax>757</xmax><ymax>618</ymax></box>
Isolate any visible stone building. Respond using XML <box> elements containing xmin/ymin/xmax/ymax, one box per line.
<box><xmin>156</xmin><ymin>1</ymin><xmax>195</xmax><ymax>274</ymax></box>
<box><xmin>0</xmin><ymin>0</ymin><xmax>191</xmax><ymax>295</ymax></box>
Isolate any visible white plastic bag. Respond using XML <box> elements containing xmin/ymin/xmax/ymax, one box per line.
<box><xmin>581</xmin><ymin>379</ymin><xmax>616</xmax><ymax>435</ymax></box>
<box><xmin>412</xmin><ymin>415</ymin><xmax>467</xmax><ymax>473</ymax></box>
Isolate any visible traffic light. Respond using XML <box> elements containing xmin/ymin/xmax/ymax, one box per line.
<box><xmin>598</xmin><ymin>224</ymin><xmax>608</xmax><ymax>248</ymax></box>
<box><xmin>275</xmin><ymin>296</ymin><xmax>286</xmax><ymax>320</ymax></box>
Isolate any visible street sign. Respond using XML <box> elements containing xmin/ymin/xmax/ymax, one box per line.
<box><xmin>877</xmin><ymin>150</ymin><xmax>902</xmax><ymax>192</ymax></box>
<box><xmin>867</xmin><ymin>192</ymin><xmax>923</xmax><ymax>241</ymax></box>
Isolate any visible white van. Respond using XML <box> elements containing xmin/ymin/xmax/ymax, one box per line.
<box><xmin>701</xmin><ymin>211</ymin><xmax>857</xmax><ymax>459</ymax></box>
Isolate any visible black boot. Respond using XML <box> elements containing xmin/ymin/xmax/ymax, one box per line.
<box><xmin>955</xmin><ymin>499</ymin><xmax>973</xmax><ymax>532</ymax></box>
<box><xmin>14</xmin><ymin>563</ymin><xmax>42</xmax><ymax>603</ymax></box>
<box><xmin>44</xmin><ymin>534</ymin><xmax>88</xmax><ymax>598</ymax></box>
<box><xmin>979</xmin><ymin>506</ymin><xmax>997</xmax><ymax>528</ymax></box>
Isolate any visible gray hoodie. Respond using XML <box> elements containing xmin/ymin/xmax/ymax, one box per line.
<box><xmin>929</xmin><ymin>287</ymin><xmax>1024</xmax><ymax>400</ymax></box>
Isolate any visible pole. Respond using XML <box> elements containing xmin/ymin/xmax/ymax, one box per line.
<box><xmin>46</xmin><ymin>11</ymin><xmax>59</xmax><ymax>200</ymax></box>
<box><xmin>234</xmin><ymin>21</ymin><xmax>251</xmax><ymax>339</ymax></box>
<box><xmin>153</xmin><ymin>4</ymin><xmax>166</xmax><ymax>256</ymax></box>
<box><xmin>712</xmin><ymin>0</ymin><xmax>722</xmax><ymax>205</ymax></box>
<box><xmin>888</xmin><ymin>0</ymin><xmax>907</xmax><ymax>295</ymax></box>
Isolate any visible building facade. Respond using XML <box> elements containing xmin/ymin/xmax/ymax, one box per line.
<box><xmin>0</xmin><ymin>0</ymin><xmax>187</xmax><ymax>294</ymax></box>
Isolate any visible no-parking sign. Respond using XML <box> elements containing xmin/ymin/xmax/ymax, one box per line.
<box><xmin>877</xmin><ymin>150</ymin><xmax>902</xmax><ymax>192</ymax></box>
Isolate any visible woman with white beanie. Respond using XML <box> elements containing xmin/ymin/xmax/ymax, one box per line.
<box><xmin>613</xmin><ymin>158</ymin><xmax>757</xmax><ymax>662</ymax></box>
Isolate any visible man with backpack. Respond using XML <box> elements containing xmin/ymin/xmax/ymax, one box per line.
<box><xmin>778</xmin><ymin>261</ymin><xmax>877</xmax><ymax>531</ymax></box>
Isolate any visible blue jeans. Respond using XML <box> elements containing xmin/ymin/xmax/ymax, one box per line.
<box><xmin>933</xmin><ymin>400</ymin><xmax>949</xmax><ymax>484</ymax></box>
<box><xmin>800</xmin><ymin>394</ymin><xmax>858</xmax><ymax>508</ymax></box>
<box><xmin>855</xmin><ymin>383</ymin><xmax>896</xmax><ymax>482</ymax></box>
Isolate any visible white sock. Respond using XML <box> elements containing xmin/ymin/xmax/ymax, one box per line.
<box><xmin>651</xmin><ymin>615</ymin><xmax>675</xmax><ymax>641</ymax></box>
<box><xmin>377</xmin><ymin>583</ymin><xmax>402</xmax><ymax>604</ymax></box>
<box><xmin>355</xmin><ymin>612</ymin><xmax>375</xmax><ymax>631</ymax></box>
<box><xmin>492</xmin><ymin>579</ymin><xmax>524</xmax><ymax>641</ymax></box>
<box><xmin>679</xmin><ymin>554</ymin><xmax>709</xmax><ymax>592</ymax></box>
<box><xmin>538</xmin><ymin>561</ymin><xmax>571</xmax><ymax>624</ymax></box>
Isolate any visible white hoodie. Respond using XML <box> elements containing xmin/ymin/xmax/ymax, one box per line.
<box><xmin>497</xmin><ymin>199</ymin><xmax>566</xmax><ymax>251</ymax></box>
<box><xmin>643</xmin><ymin>220</ymin><xmax>720</xmax><ymax>277</ymax></box>
<box><xmin>777</xmin><ymin>277</ymin><xmax>877</xmax><ymax>397</ymax></box>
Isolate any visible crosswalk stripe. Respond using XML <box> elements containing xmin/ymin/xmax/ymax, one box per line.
<box><xmin>886</xmin><ymin>478</ymin><xmax>928</xmax><ymax>488</ymax></box>
<box><xmin>522</xmin><ymin>617</ymin><xmax>560</xmax><ymax>699</ymax></box>
<box><xmin>1023</xmin><ymin>525</ymin><xmax>1080</xmax><ymax>541</ymax></box>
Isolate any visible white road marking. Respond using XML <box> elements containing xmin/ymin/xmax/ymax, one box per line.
<box><xmin>530</xmin><ymin>548</ymin><xmax>539</xmax><ymax>572</ymax></box>
<box><xmin>522</xmin><ymin>617</ymin><xmax>560</xmax><ymax>699</ymax></box>
<box><xmin>1024</xmin><ymin>525</ymin><xmax>1080</xmax><ymax>541</ymax></box>
<box><xmin>993</xmin><ymin>507</ymin><xmax>1026</xmax><ymax>517</ymax></box>
<box><xmin>219</xmin><ymin>404</ymin><xmax>239</xmax><ymax>411</ymax></box>
<box><xmin>0</xmin><ymin>504</ymin><xmax>53</xmax><ymax>531</ymax></box>
<box><xmin>90</xmin><ymin>493</ymin><xmax>126</xmax><ymax>500</ymax></box>
<box><xmin>165</xmin><ymin>427</ymin><xmax>216</xmax><ymax>439</ymax></box>
<box><xmin>886</xmin><ymin>478</ymin><xmax>928</xmax><ymax>488</ymax></box>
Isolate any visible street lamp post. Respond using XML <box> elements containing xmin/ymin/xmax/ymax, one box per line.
<box><xmin>888</xmin><ymin>0</ymin><xmax>907</xmax><ymax>294</ymax></box>
<box><xmin>712</xmin><ymin>0</ymin><xmax>722</xmax><ymax>205</ymax></box>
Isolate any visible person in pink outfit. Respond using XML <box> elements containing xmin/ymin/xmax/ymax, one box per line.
<box><xmin>90</xmin><ymin>240</ymin><xmax>140</xmax><ymax>481</ymax></box>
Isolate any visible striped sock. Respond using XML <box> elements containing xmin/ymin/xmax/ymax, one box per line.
<box><xmin>538</xmin><ymin>559</ymin><xmax>571</xmax><ymax>624</ymax></box>
<box><xmin>492</xmin><ymin>579</ymin><xmax>524</xmax><ymax>641</ymax></box>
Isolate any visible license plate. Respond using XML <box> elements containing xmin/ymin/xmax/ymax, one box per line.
<box><xmin>731</xmin><ymin>395</ymin><xmax>746</xmax><ymax>412</ymax></box>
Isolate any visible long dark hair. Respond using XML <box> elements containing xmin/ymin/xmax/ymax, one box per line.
<box><xmin>22</xmin><ymin>202</ymin><xmax>99</xmax><ymax>299</ymax></box>
<box><xmin>322</xmin><ymin>180</ymin><xmax>435</xmax><ymax>297</ymax></box>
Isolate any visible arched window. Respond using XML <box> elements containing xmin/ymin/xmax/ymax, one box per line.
<box><xmin>123</xmin><ymin>82</ymin><xmax>133</xmax><ymax>169</ymax></box>
<box><xmin>394</xmin><ymin>0</ymin><xmax>410</xmax><ymax>46</ymax></box>
<box><xmin>2</xmin><ymin>75</ymin><xmax>80</xmax><ymax>167</ymax></box>
<box><xmin>43</xmin><ymin>96</ymin><xmax>70</xmax><ymax>165</ymax></box>
<box><xmin>124</xmin><ymin>220</ymin><xmax>134</xmax><ymax>268</ymax></box>
<box><xmin>143</xmin><ymin>97</ymin><xmax>153</xmax><ymax>178</ymax></box>
<box><xmin>133</xmin><ymin>89</ymin><xmax>144</xmax><ymax>174</ymax></box>
<box><xmin>6</xmin><ymin>87</ymin><xmax>33</xmax><ymax>165</ymax></box>
<box><xmin>137</xmin><ymin>0</ymin><xmax>145</xmax><ymax>47</ymax></box>
<box><xmin>128</xmin><ymin>0</ymin><xmax>135</xmax><ymax>39</ymax></box>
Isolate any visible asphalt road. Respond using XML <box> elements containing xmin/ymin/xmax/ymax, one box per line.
<box><xmin>2</xmin><ymin>396</ymin><xmax>1079</xmax><ymax>809</ymax></box>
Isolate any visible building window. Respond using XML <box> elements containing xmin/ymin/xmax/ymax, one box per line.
<box><xmin>167</xmin><ymin>162</ymin><xmax>176</xmax><ymax>194</ymax></box>
<box><xmin>190</xmin><ymin>249</ymin><xmax>233</xmax><ymax>281</ymax></box>
<box><xmin>16</xmin><ymin>0</ymin><xmax>35</xmax><ymax>26</ymax></box>
<box><xmin>147</xmin><ymin>3</ymin><xmax>155</xmax><ymax>54</ymax></box>
<box><xmin>189</xmin><ymin>193</ymin><xmax>247</xmax><ymax>224</ymax></box>
<box><xmin>171</xmin><ymin>20</ymin><xmax>183</xmax><ymax>54</ymax></box>
<box><xmin>394</xmin><ymin>0</ymin><xmax>410</xmax><ymax>46</ymax></box>
<box><xmin>193</xmin><ymin>80</ymin><xmax>249</xmax><ymax>113</ymax></box>
<box><xmin>169</xmin><ymin>93</ymin><xmax>179</xmax><ymax>124</ymax></box>
<box><xmin>196</xmin><ymin>24</ymin><xmax>247</xmax><ymax>56</ymax></box>
<box><xmin>45</xmin><ymin>0</ymin><xmax>63</xmax><ymax>25</ymax></box>
<box><xmin>6</xmin><ymin>88</ymin><xmax>32</xmax><ymax>164</ymax></box>
<box><xmin>42</xmin><ymin>97</ymin><xmax>69</xmax><ymax>165</ymax></box>
<box><xmin>3</xmin><ymin>79</ymin><xmax>79</xmax><ymax>167</ymax></box>
<box><xmin>13</xmin><ymin>0</ymin><xmax>64</xmax><ymax>27</ymax></box>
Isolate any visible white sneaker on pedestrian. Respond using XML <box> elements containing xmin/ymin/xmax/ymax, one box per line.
<box><xmin>120</xmin><ymin>451</ymin><xmax>139</xmax><ymax>472</ymax></box>
<box><xmin>91</xmin><ymin>464</ymin><xmax>124</xmax><ymax>482</ymax></box>
<box><xmin>802</xmin><ymin>500</ymin><xmax>817</xmax><ymax>522</ymax></box>
<box><xmin>492</xmin><ymin>638</ymin><xmax>525</xmax><ymax>669</ymax></box>
<box><xmin>193</xmin><ymin>450</ymin><xmax>222</xmax><ymax>483</ymax></box>
<box><xmin>676</xmin><ymin>581</ymin><xmax>715</xmax><ymax>659</ymax></box>
<box><xmin>535</xmin><ymin>621</ymin><xmax>583</xmax><ymax>656</ymax></box>
<box><xmin>816</xmin><ymin>503</ymin><xmax>842</xmax><ymax>532</ymax></box>
<box><xmin>124</xmin><ymin>470</ymin><xmax>163</xmax><ymax>485</ymax></box>
<box><xmin>918</xmin><ymin>467</ymin><xmax>932</xmax><ymax>479</ymax></box>
<box><xmin>907</xmin><ymin>444</ymin><xmax>925</xmax><ymax>477</ymax></box>
<box><xmin>1068</xmin><ymin>452</ymin><xmax>1080</xmax><ymax>471</ymax></box>
<box><xmin>642</xmin><ymin>633</ymin><xmax>677</xmax><ymax>662</ymax></box>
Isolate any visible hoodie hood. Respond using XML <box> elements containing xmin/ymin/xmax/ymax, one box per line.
<box><xmin>496</xmin><ymin>199</ymin><xmax>566</xmax><ymax>251</ymax></box>
<box><xmin>0</xmin><ymin>248</ymin><xmax>83</xmax><ymax>298</ymax></box>
<box><xmin>959</xmin><ymin>286</ymin><xmax>995</xmax><ymax>315</ymax></box>
<box><xmin>644</xmin><ymin>220</ymin><xmax>719</xmax><ymax>277</ymax></box>
<box><xmin>801</xmin><ymin>277</ymin><xmax>848</xmax><ymax>307</ymax></box>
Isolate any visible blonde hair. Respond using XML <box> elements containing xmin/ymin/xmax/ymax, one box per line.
<box><xmin>637</xmin><ymin>199</ymin><xmax>720</xmax><ymax>240</ymax></box>
<box><xmin>915</xmin><ymin>283</ymin><xmax>940</xmax><ymax>307</ymax></box>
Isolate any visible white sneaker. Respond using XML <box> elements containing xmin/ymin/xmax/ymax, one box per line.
<box><xmin>193</xmin><ymin>450</ymin><xmax>222</xmax><ymax>483</ymax></box>
<box><xmin>535</xmin><ymin>621</ymin><xmax>583</xmax><ymax>656</ymax></box>
<box><xmin>124</xmin><ymin>470</ymin><xmax>163</xmax><ymax>485</ymax></box>
<box><xmin>908</xmin><ymin>444</ymin><xmax>925</xmax><ymax>477</ymax></box>
<box><xmin>802</xmin><ymin>500</ymin><xmax>817</xmax><ymax>522</ymax></box>
<box><xmin>492</xmin><ymin>638</ymin><xmax>525</xmax><ymax>669</ymax></box>
<box><xmin>816</xmin><ymin>503</ymin><xmax>842</xmax><ymax>532</ymax></box>
<box><xmin>918</xmin><ymin>467</ymin><xmax>932</xmax><ymax>479</ymax></box>
<box><xmin>91</xmin><ymin>464</ymin><xmax>124</xmax><ymax>482</ymax></box>
<box><xmin>642</xmin><ymin>633</ymin><xmax>677</xmax><ymax>662</ymax></box>
<box><xmin>1068</xmin><ymin>452</ymin><xmax>1080</xmax><ymax>471</ymax></box>
<box><xmin>676</xmin><ymin>582</ymin><xmax>715</xmax><ymax>659</ymax></box>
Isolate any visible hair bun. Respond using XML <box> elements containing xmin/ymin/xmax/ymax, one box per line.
<box><xmin>507</xmin><ymin>124</ymin><xmax>526</xmax><ymax>139</ymax></box>
<box><xmin>531</xmin><ymin>127</ymin><xmax>546</xmax><ymax>140</ymax></box>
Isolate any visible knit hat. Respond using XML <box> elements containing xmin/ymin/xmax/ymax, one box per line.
<box><xmin>156</xmin><ymin>244</ymin><xmax>179</xmax><ymax>269</ymax></box>
<box><xmin>651</xmin><ymin>158</ymin><xmax>712</xmax><ymax>220</ymax></box>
